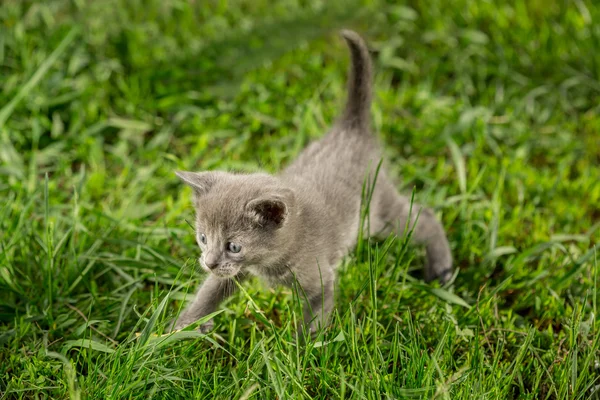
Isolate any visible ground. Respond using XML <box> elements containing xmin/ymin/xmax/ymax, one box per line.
<box><xmin>1</xmin><ymin>0</ymin><xmax>599</xmax><ymax>398</ymax></box>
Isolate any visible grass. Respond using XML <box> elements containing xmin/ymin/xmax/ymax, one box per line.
<box><xmin>1</xmin><ymin>0</ymin><xmax>599</xmax><ymax>398</ymax></box>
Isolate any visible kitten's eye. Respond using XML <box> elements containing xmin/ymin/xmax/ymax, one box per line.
<box><xmin>199</xmin><ymin>233</ymin><xmax>207</xmax><ymax>244</ymax></box>
<box><xmin>227</xmin><ymin>242</ymin><xmax>242</xmax><ymax>253</ymax></box>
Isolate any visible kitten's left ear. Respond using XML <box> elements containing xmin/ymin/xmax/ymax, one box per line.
<box><xmin>246</xmin><ymin>188</ymin><xmax>295</xmax><ymax>228</ymax></box>
<box><xmin>175</xmin><ymin>171</ymin><xmax>222</xmax><ymax>196</ymax></box>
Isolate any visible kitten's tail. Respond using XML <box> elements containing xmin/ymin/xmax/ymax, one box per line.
<box><xmin>338</xmin><ymin>30</ymin><xmax>372</xmax><ymax>132</ymax></box>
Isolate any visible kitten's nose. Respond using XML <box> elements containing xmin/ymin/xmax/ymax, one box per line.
<box><xmin>205</xmin><ymin>261</ymin><xmax>218</xmax><ymax>270</ymax></box>
<box><xmin>204</xmin><ymin>254</ymin><xmax>219</xmax><ymax>270</ymax></box>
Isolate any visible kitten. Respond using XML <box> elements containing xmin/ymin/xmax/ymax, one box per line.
<box><xmin>171</xmin><ymin>30</ymin><xmax>453</xmax><ymax>335</ymax></box>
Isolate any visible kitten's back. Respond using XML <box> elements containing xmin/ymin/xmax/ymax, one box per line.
<box><xmin>282</xmin><ymin>30</ymin><xmax>381</xmax><ymax>246</ymax></box>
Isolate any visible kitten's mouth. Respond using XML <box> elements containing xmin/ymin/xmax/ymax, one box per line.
<box><xmin>199</xmin><ymin>257</ymin><xmax>241</xmax><ymax>277</ymax></box>
<box><xmin>201</xmin><ymin>263</ymin><xmax>240</xmax><ymax>278</ymax></box>
<box><xmin>211</xmin><ymin>268</ymin><xmax>240</xmax><ymax>278</ymax></box>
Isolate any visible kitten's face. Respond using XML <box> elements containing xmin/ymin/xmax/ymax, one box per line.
<box><xmin>195</xmin><ymin>228</ymin><xmax>244</xmax><ymax>277</ymax></box>
<box><xmin>194</xmin><ymin>219</ymin><xmax>279</xmax><ymax>278</ymax></box>
<box><xmin>177</xmin><ymin>171</ymin><xmax>294</xmax><ymax>278</ymax></box>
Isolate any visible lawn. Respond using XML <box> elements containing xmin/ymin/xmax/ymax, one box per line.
<box><xmin>1</xmin><ymin>0</ymin><xmax>599</xmax><ymax>398</ymax></box>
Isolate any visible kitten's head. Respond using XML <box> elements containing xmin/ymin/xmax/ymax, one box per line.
<box><xmin>176</xmin><ymin>171</ymin><xmax>296</xmax><ymax>278</ymax></box>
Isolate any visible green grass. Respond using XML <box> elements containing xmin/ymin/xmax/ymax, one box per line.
<box><xmin>1</xmin><ymin>0</ymin><xmax>599</xmax><ymax>398</ymax></box>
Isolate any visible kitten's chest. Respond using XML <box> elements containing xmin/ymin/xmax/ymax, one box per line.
<box><xmin>248</xmin><ymin>264</ymin><xmax>295</xmax><ymax>287</ymax></box>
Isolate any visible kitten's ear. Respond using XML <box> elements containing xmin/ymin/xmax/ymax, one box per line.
<box><xmin>175</xmin><ymin>171</ymin><xmax>220</xmax><ymax>196</ymax></box>
<box><xmin>246</xmin><ymin>189</ymin><xmax>295</xmax><ymax>228</ymax></box>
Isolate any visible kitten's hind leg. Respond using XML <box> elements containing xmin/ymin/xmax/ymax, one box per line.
<box><xmin>372</xmin><ymin>186</ymin><xmax>453</xmax><ymax>283</ymax></box>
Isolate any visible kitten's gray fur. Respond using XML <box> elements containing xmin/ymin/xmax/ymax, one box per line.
<box><xmin>172</xmin><ymin>30</ymin><xmax>453</xmax><ymax>334</ymax></box>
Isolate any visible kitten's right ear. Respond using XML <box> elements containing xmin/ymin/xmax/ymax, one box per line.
<box><xmin>246</xmin><ymin>188</ymin><xmax>295</xmax><ymax>229</ymax></box>
<box><xmin>175</xmin><ymin>171</ymin><xmax>220</xmax><ymax>196</ymax></box>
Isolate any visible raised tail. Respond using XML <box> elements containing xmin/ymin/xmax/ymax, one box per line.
<box><xmin>338</xmin><ymin>30</ymin><xmax>372</xmax><ymax>131</ymax></box>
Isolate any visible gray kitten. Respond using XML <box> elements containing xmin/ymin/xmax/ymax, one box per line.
<box><xmin>172</xmin><ymin>30</ymin><xmax>452</xmax><ymax>335</ymax></box>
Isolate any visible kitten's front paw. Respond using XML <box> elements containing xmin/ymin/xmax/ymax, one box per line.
<box><xmin>425</xmin><ymin>262</ymin><xmax>453</xmax><ymax>284</ymax></box>
<box><xmin>170</xmin><ymin>316</ymin><xmax>214</xmax><ymax>333</ymax></box>
<box><xmin>198</xmin><ymin>319</ymin><xmax>214</xmax><ymax>333</ymax></box>
<box><xmin>425</xmin><ymin>240</ymin><xmax>453</xmax><ymax>284</ymax></box>
<box><xmin>169</xmin><ymin>314</ymin><xmax>193</xmax><ymax>332</ymax></box>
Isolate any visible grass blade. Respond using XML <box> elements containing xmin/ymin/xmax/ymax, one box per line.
<box><xmin>0</xmin><ymin>28</ymin><xmax>79</xmax><ymax>128</ymax></box>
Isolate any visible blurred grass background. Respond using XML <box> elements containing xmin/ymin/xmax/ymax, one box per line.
<box><xmin>1</xmin><ymin>0</ymin><xmax>599</xmax><ymax>398</ymax></box>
